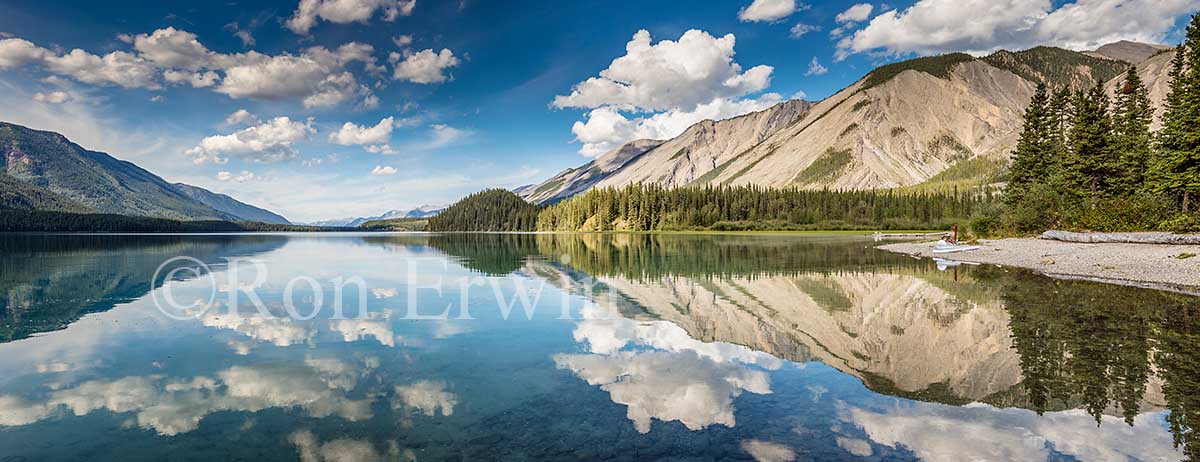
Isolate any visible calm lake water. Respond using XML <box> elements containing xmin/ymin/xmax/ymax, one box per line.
<box><xmin>0</xmin><ymin>233</ymin><xmax>1196</xmax><ymax>462</ymax></box>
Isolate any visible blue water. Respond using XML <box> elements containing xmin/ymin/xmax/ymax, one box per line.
<box><xmin>0</xmin><ymin>233</ymin><xmax>1193</xmax><ymax>461</ymax></box>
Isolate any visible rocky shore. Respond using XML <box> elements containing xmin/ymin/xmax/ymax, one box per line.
<box><xmin>878</xmin><ymin>237</ymin><xmax>1200</xmax><ymax>294</ymax></box>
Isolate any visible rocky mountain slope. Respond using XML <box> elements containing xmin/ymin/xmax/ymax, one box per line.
<box><xmin>524</xmin><ymin>100</ymin><xmax>812</xmax><ymax>203</ymax></box>
<box><xmin>522</xmin><ymin>43</ymin><xmax>1160</xmax><ymax>202</ymax></box>
<box><xmin>173</xmin><ymin>183</ymin><xmax>291</xmax><ymax>224</ymax></box>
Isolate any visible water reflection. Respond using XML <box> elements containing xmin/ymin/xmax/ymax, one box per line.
<box><xmin>0</xmin><ymin>233</ymin><xmax>1194</xmax><ymax>461</ymax></box>
<box><xmin>0</xmin><ymin>234</ymin><xmax>286</xmax><ymax>342</ymax></box>
<box><xmin>518</xmin><ymin>234</ymin><xmax>1199</xmax><ymax>460</ymax></box>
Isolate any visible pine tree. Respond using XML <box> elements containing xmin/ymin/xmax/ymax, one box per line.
<box><xmin>1111</xmin><ymin>66</ymin><xmax>1154</xmax><ymax>194</ymax></box>
<box><xmin>1007</xmin><ymin>83</ymin><xmax>1052</xmax><ymax>205</ymax></box>
<box><xmin>1064</xmin><ymin>84</ymin><xmax>1117</xmax><ymax>199</ymax></box>
<box><xmin>1154</xmin><ymin>14</ymin><xmax>1200</xmax><ymax>213</ymax></box>
<box><xmin>1046</xmin><ymin>87</ymin><xmax>1075</xmax><ymax>169</ymax></box>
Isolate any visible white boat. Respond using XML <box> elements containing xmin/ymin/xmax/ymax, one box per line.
<box><xmin>932</xmin><ymin>240</ymin><xmax>980</xmax><ymax>254</ymax></box>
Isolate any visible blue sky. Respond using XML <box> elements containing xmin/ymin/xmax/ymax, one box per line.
<box><xmin>1</xmin><ymin>0</ymin><xmax>1195</xmax><ymax>222</ymax></box>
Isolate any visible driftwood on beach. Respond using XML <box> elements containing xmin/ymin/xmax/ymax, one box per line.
<box><xmin>1040</xmin><ymin>230</ymin><xmax>1200</xmax><ymax>245</ymax></box>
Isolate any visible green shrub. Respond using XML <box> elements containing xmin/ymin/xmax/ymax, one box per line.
<box><xmin>1158</xmin><ymin>213</ymin><xmax>1200</xmax><ymax>233</ymax></box>
<box><xmin>968</xmin><ymin>202</ymin><xmax>1003</xmax><ymax>237</ymax></box>
<box><xmin>1003</xmin><ymin>183</ymin><xmax>1066</xmax><ymax>233</ymax></box>
<box><xmin>1069</xmin><ymin>194</ymin><xmax>1174</xmax><ymax>232</ymax></box>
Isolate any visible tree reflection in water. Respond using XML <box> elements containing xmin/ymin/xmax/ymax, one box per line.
<box><xmin>993</xmin><ymin>268</ymin><xmax>1199</xmax><ymax>460</ymax></box>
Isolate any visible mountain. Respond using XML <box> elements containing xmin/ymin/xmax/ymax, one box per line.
<box><xmin>404</xmin><ymin>204</ymin><xmax>444</xmax><ymax>218</ymax></box>
<box><xmin>521</xmin><ymin>100</ymin><xmax>811</xmax><ymax>203</ymax></box>
<box><xmin>308</xmin><ymin>205</ymin><xmax>444</xmax><ymax>227</ymax></box>
<box><xmin>0</xmin><ymin>121</ymin><xmax>231</xmax><ymax>220</ymax></box>
<box><xmin>172</xmin><ymin>183</ymin><xmax>291</xmax><ymax>224</ymax></box>
<box><xmin>1086</xmin><ymin>40</ymin><xmax>1172</xmax><ymax>64</ymax></box>
<box><xmin>521</xmin><ymin>45</ymin><xmax>1144</xmax><ymax>202</ymax></box>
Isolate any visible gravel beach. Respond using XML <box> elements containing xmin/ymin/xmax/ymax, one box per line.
<box><xmin>878</xmin><ymin>237</ymin><xmax>1200</xmax><ymax>293</ymax></box>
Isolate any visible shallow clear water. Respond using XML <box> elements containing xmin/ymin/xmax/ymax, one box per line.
<box><xmin>0</xmin><ymin>233</ymin><xmax>1196</xmax><ymax>461</ymax></box>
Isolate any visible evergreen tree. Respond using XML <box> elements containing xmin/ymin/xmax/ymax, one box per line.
<box><xmin>1111</xmin><ymin>66</ymin><xmax>1154</xmax><ymax>194</ymax></box>
<box><xmin>1046</xmin><ymin>87</ymin><xmax>1074</xmax><ymax>171</ymax></box>
<box><xmin>1154</xmin><ymin>14</ymin><xmax>1200</xmax><ymax>213</ymax></box>
<box><xmin>1007</xmin><ymin>83</ymin><xmax>1052</xmax><ymax>205</ymax></box>
<box><xmin>1063</xmin><ymin>84</ymin><xmax>1117</xmax><ymax>198</ymax></box>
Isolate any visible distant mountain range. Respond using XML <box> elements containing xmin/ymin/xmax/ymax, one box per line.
<box><xmin>304</xmin><ymin>205</ymin><xmax>444</xmax><ymax>227</ymax></box>
<box><xmin>0</xmin><ymin>121</ymin><xmax>289</xmax><ymax>224</ymax></box>
<box><xmin>521</xmin><ymin>41</ymin><xmax>1173</xmax><ymax>204</ymax></box>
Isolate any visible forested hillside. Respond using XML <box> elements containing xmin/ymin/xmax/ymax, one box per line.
<box><xmin>0</xmin><ymin>173</ymin><xmax>91</xmax><ymax>213</ymax></box>
<box><xmin>536</xmin><ymin>184</ymin><xmax>994</xmax><ymax>232</ymax></box>
<box><xmin>426</xmin><ymin>189</ymin><xmax>540</xmax><ymax>231</ymax></box>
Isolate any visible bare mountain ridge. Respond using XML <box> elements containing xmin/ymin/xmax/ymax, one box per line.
<box><xmin>1086</xmin><ymin>40</ymin><xmax>1172</xmax><ymax>64</ymax></box>
<box><xmin>522</xmin><ymin>42</ymin><xmax>1164</xmax><ymax>202</ymax></box>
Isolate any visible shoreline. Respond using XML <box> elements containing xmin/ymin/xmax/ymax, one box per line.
<box><xmin>879</xmin><ymin>238</ymin><xmax>1200</xmax><ymax>294</ymax></box>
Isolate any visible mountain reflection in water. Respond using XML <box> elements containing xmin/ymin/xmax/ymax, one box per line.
<box><xmin>0</xmin><ymin>233</ymin><xmax>1194</xmax><ymax>462</ymax></box>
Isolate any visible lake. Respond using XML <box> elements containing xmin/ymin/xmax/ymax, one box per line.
<box><xmin>0</xmin><ymin>233</ymin><xmax>1196</xmax><ymax>461</ymax></box>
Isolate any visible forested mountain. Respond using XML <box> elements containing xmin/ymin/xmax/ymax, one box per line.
<box><xmin>0</xmin><ymin>121</ymin><xmax>291</xmax><ymax>225</ymax></box>
<box><xmin>521</xmin><ymin>42</ymin><xmax>1167</xmax><ymax>203</ymax></box>
<box><xmin>0</xmin><ymin>122</ymin><xmax>230</xmax><ymax>220</ymax></box>
<box><xmin>173</xmin><ymin>183</ymin><xmax>291</xmax><ymax>224</ymax></box>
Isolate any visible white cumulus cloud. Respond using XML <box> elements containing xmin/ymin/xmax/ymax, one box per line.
<box><xmin>370</xmin><ymin>165</ymin><xmax>398</xmax><ymax>176</ymax></box>
<box><xmin>133</xmin><ymin>27</ymin><xmax>215</xmax><ymax>70</ymax></box>
<box><xmin>1</xmin><ymin>29</ymin><xmax>382</xmax><ymax>108</ymax></box>
<box><xmin>0</xmin><ymin>38</ymin><xmax>50</xmax><ymax>68</ymax></box>
<box><xmin>163</xmin><ymin>70</ymin><xmax>219</xmax><ymax>88</ymax></box>
<box><xmin>836</xmin><ymin>3</ymin><xmax>875</xmax><ymax>22</ymax></box>
<box><xmin>330</xmin><ymin>116</ymin><xmax>397</xmax><ymax>147</ymax></box>
<box><xmin>286</xmin><ymin>0</ymin><xmax>417</xmax><ymax>35</ymax></box>
<box><xmin>553</xmin><ymin>29</ymin><xmax>774</xmax><ymax>113</ymax></box>
<box><xmin>186</xmin><ymin>116</ymin><xmax>315</xmax><ymax>164</ymax></box>
<box><xmin>224</xmin><ymin>109</ymin><xmax>260</xmax><ymax>126</ymax></box>
<box><xmin>43</xmin><ymin>49</ymin><xmax>160</xmax><ymax>89</ymax></box>
<box><xmin>836</xmin><ymin>0</ymin><xmax>1198</xmax><ymax>60</ymax></box>
<box><xmin>738</xmin><ymin>0</ymin><xmax>805</xmax><ymax>22</ymax></box>
<box><xmin>390</xmin><ymin>48</ymin><xmax>459</xmax><ymax>84</ymax></box>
